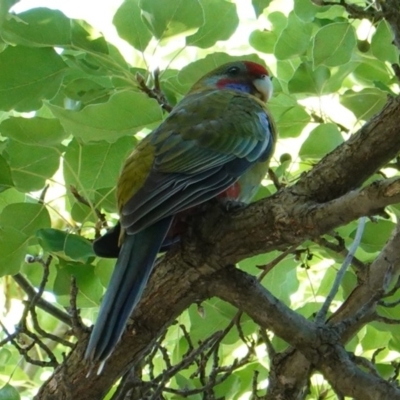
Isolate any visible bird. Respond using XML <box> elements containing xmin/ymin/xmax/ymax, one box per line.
<box><xmin>85</xmin><ymin>60</ymin><xmax>277</xmax><ymax>370</ymax></box>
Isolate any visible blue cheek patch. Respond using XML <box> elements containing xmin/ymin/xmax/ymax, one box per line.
<box><xmin>223</xmin><ymin>82</ymin><xmax>252</xmax><ymax>93</ymax></box>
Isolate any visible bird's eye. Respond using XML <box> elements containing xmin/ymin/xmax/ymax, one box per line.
<box><xmin>226</xmin><ymin>66</ymin><xmax>240</xmax><ymax>76</ymax></box>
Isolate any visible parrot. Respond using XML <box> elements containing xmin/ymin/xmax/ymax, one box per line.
<box><xmin>85</xmin><ymin>60</ymin><xmax>277</xmax><ymax>369</ymax></box>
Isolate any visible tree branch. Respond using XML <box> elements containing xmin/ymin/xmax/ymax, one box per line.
<box><xmin>35</xmin><ymin>92</ymin><xmax>400</xmax><ymax>399</ymax></box>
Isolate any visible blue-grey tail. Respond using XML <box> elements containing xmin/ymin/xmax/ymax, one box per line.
<box><xmin>85</xmin><ymin>217</ymin><xmax>173</xmax><ymax>364</ymax></box>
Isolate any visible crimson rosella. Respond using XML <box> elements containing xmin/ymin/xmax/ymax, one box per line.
<box><xmin>85</xmin><ymin>60</ymin><xmax>277</xmax><ymax>368</ymax></box>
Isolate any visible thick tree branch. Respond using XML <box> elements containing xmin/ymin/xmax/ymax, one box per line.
<box><xmin>208</xmin><ymin>267</ymin><xmax>400</xmax><ymax>400</ymax></box>
<box><xmin>36</xmin><ymin>94</ymin><xmax>400</xmax><ymax>400</ymax></box>
<box><xmin>294</xmin><ymin>96</ymin><xmax>400</xmax><ymax>202</ymax></box>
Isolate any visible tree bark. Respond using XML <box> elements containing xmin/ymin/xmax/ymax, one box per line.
<box><xmin>35</xmin><ymin>96</ymin><xmax>400</xmax><ymax>399</ymax></box>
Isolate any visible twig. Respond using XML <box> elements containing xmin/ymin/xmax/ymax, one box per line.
<box><xmin>316</xmin><ymin>217</ymin><xmax>367</xmax><ymax>324</ymax></box>
<box><xmin>148</xmin><ymin>331</ymin><xmax>223</xmax><ymax>400</ymax></box>
<box><xmin>268</xmin><ymin>168</ymin><xmax>282</xmax><ymax>190</ymax></box>
<box><xmin>256</xmin><ymin>245</ymin><xmax>298</xmax><ymax>281</ymax></box>
<box><xmin>374</xmin><ymin>314</ymin><xmax>400</xmax><ymax>324</ymax></box>
<box><xmin>259</xmin><ymin>328</ymin><xmax>275</xmax><ymax>358</ymax></box>
<box><xmin>390</xmin><ymin>361</ymin><xmax>400</xmax><ymax>383</ymax></box>
<box><xmin>318</xmin><ymin>0</ymin><xmax>383</xmax><ymax>22</ymax></box>
<box><xmin>136</xmin><ymin>71</ymin><xmax>173</xmax><ymax>112</ymax></box>
<box><xmin>69</xmin><ymin>276</ymin><xmax>89</xmax><ymax>337</ymax></box>
<box><xmin>39</xmin><ymin>184</ymin><xmax>49</xmax><ymax>204</ymax></box>
<box><xmin>314</xmin><ymin>236</ymin><xmax>366</xmax><ymax>272</ymax></box>
<box><xmin>381</xmin><ymin>275</ymin><xmax>400</xmax><ymax>298</ymax></box>
<box><xmin>29</xmin><ymin>305</ymin><xmax>73</xmax><ymax>347</ymax></box>
<box><xmin>252</xmin><ymin>370</ymin><xmax>260</xmax><ymax>399</ymax></box>
<box><xmin>372</xmin><ymin>347</ymin><xmax>385</xmax><ymax>364</ymax></box>
<box><xmin>13</xmin><ymin>273</ymin><xmax>72</xmax><ymax>326</ymax></box>
<box><xmin>70</xmin><ymin>185</ymin><xmax>107</xmax><ymax>234</ymax></box>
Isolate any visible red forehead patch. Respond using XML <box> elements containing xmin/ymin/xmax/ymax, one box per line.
<box><xmin>244</xmin><ymin>61</ymin><xmax>269</xmax><ymax>76</ymax></box>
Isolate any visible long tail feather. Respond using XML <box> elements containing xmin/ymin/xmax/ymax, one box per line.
<box><xmin>85</xmin><ymin>217</ymin><xmax>173</xmax><ymax>365</ymax></box>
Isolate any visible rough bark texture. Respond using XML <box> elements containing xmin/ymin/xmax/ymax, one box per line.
<box><xmin>35</xmin><ymin>96</ymin><xmax>400</xmax><ymax>400</ymax></box>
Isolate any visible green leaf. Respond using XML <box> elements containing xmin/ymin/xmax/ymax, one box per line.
<box><xmin>63</xmin><ymin>136</ymin><xmax>135</xmax><ymax>197</ymax></box>
<box><xmin>94</xmin><ymin>258</ymin><xmax>115</xmax><ymax>288</ymax></box>
<box><xmin>299</xmin><ymin>124</ymin><xmax>343</xmax><ymax>159</ymax></box>
<box><xmin>361</xmin><ymin>325</ymin><xmax>391</xmax><ymax>351</ymax></box>
<box><xmin>323</xmin><ymin>61</ymin><xmax>359</xmax><ymax>93</ymax></box>
<box><xmin>71</xmin><ymin>202</ymin><xmax>95</xmax><ymax>223</ymax></box>
<box><xmin>288</xmin><ymin>61</ymin><xmax>330</xmax><ymax>95</ymax></box>
<box><xmin>313</xmin><ymin>22</ymin><xmax>356</xmax><ymax>67</ymax></box>
<box><xmin>353</xmin><ymin>58</ymin><xmax>392</xmax><ymax>85</ymax></box>
<box><xmin>371</xmin><ymin>20</ymin><xmax>398</xmax><ymax>64</ymax></box>
<box><xmin>48</xmin><ymin>91</ymin><xmax>163</xmax><ymax>142</ymax></box>
<box><xmin>262</xmin><ymin>257</ymin><xmax>299</xmax><ymax>304</ymax></box>
<box><xmin>278</xmin><ymin>105</ymin><xmax>310</xmax><ymax>138</ymax></box>
<box><xmin>267</xmin><ymin>11</ymin><xmax>288</xmax><ymax>36</ymax></box>
<box><xmin>1</xmin><ymin>8</ymin><xmax>71</xmax><ymax>47</ymax></box>
<box><xmin>276</xmin><ymin>59</ymin><xmax>300</xmax><ymax>82</ymax></box>
<box><xmin>352</xmin><ymin>220</ymin><xmax>396</xmax><ymax>253</ymax></box>
<box><xmin>0</xmin><ymin>154</ymin><xmax>13</xmax><ymax>192</ymax></box>
<box><xmin>249</xmin><ymin>29</ymin><xmax>277</xmax><ymax>54</ymax></box>
<box><xmin>252</xmin><ymin>0</ymin><xmax>272</xmax><ymax>17</ymax></box>
<box><xmin>214</xmin><ymin>375</ymin><xmax>240</xmax><ymax>399</ymax></box>
<box><xmin>0</xmin><ymin>0</ymin><xmax>19</xmax><ymax>28</ymax></box>
<box><xmin>0</xmin><ymin>384</ymin><xmax>20</xmax><ymax>400</ymax></box>
<box><xmin>274</xmin><ymin>11</ymin><xmax>313</xmax><ymax>60</ymax></box>
<box><xmin>188</xmin><ymin>298</ymin><xmax>255</xmax><ymax>344</ymax></box>
<box><xmin>0</xmin><ymin>203</ymin><xmax>51</xmax><ymax>236</ymax></box>
<box><xmin>340</xmin><ymin>88</ymin><xmax>386</xmax><ymax>121</ymax></box>
<box><xmin>268</xmin><ymin>94</ymin><xmax>310</xmax><ymax>138</ymax></box>
<box><xmin>113</xmin><ymin>0</ymin><xmax>152</xmax><ymax>52</ymax></box>
<box><xmin>294</xmin><ymin>0</ymin><xmax>324</xmax><ymax>22</ymax></box>
<box><xmin>0</xmin><ymin>46</ymin><xmax>67</xmax><ymax>111</ymax></box>
<box><xmin>63</xmin><ymin>78</ymin><xmax>111</xmax><ymax>105</ymax></box>
<box><xmin>0</xmin><ymin>117</ymin><xmax>67</xmax><ymax>145</ymax></box>
<box><xmin>37</xmin><ymin>228</ymin><xmax>94</xmax><ymax>262</ymax></box>
<box><xmin>186</xmin><ymin>0</ymin><xmax>238</xmax><ymax>48</ymax></box>
<box><xmin>70</xmin><ymin>20</ymin><xmax>109</xmax><ymax>54</ymax></box>
<box><xmin>0</xmin><ymin>226</ymin><xmax>28</xmax><ymax>276</ymax></box>
<box><xmin>139</xmin><ymin>0</ymin><xmax>204</xmax><ymax>39</ymax></box>
<box><xmin>5</xmin><ymin>139</ymin><xmax>61</xmax><ymax>192</ymax></box>
<box><xmin>0</xmin><ymin>188</ymin><xmax>25</xmax><ymax>213</ymax></box>
<box><xmin>94</xmin><ymin>187</ymin><xmax>118</xmax><ymax>213</ymax></box>
<box><xmin>1</xmin><ymin>8</ymin><xmax>109</xmax><ymax>53</ymax></box>
<box><xmin>54</xmin><ymin>261</ymin><xmax>102</xmax><ymax>307</ymax></box>
<box><xmin>0</xmin><ymin>348</ymin><xmax>12</xmax><ymax>366</ymax></box>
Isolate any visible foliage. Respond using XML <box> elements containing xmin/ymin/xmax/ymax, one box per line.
<box><xmin>0</xmin><ymin>0</ymin><xmax>399</xmax><ymax>399</ymax></box>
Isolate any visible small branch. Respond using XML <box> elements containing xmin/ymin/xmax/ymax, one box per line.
<box><xmin>268</xmin><ymin>168</ymin><xmax>282</xmax><ymax>190</ymax></box>
<box><xmin>315</xmin><ymin>217</ymin><xmax>366</xmax><ymax>324</ymax></box>
<box><xmin>70</xmin><ymin>185</ymin><xmax>107</xmax><ymax>236</ymax></box>
<box><xmin>259</xmin><ymin>328</ymin><xmax>275</xmax><ymax>358</ymax></box>
<box><xmin>38</xmin><ymin>184</ymin><xmax>49</xmax><ymax>204</ymax></box>
<box><xmin>314</xmin><ymin>236</ymin><xmax>366</xmax><ymax>272</ymax></box>
<box><xmin>374</xmin><ymin>313</ymin><xmax>400</xmax><ymax>325</ymax></box>
<box><xmin>350</xmin><ymin>353</ymin><xmax>381</xmax><ymax>376</ymax></box>
<box><xmin>317</xmin><ymin>0</ymin><xmax>383</xmax><ymax>22</ymax></box>
<box><xmin>13</xmin><ymin>273</ymin><xmax>72</xmax><ymax>326</ymax></box>
<box><xmin>69</xmin><ymin>276</ymin><xmax>90</xmax><ymax>337</ymax></box>
<box><xmin>252</xmin><ymin>370</ymin><xmax>260</xmax><ymax>399</ymax></box>
<box><xmin>381</xmin><ymin>275</ymin><xmax>400</xmax><ymax>298</ymax></box>
<box><xmin>390</xmin><ymin>361</ymin><xmax>400</xmax><ymax>383</ymax></box>
<box><xmin>29</xmin><ymin>306</ymin><xmax>73</xmax><ymax>348</ymax></box>
<box><xmin>136</xmin><ymin>71</ymin><xmax>173</xmax><ymax>112</ymax></box>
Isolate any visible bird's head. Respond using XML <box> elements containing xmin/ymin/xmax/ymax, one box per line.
<box><xmin>190</xmin><ymin>61</ymin><xmax>273</xmax><ymax>102</ymax></box>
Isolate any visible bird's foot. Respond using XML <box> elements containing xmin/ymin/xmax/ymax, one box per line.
<box><xmin>223</xmin><ymin>200</ymin><xmax>247</xmax><ymax>212</ymax></box>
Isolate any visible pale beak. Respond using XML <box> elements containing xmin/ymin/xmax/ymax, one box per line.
<box><xmin>253</xmin><ymin>76</ymin><xmax>273</xmax><ymax>102</ymax></box>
